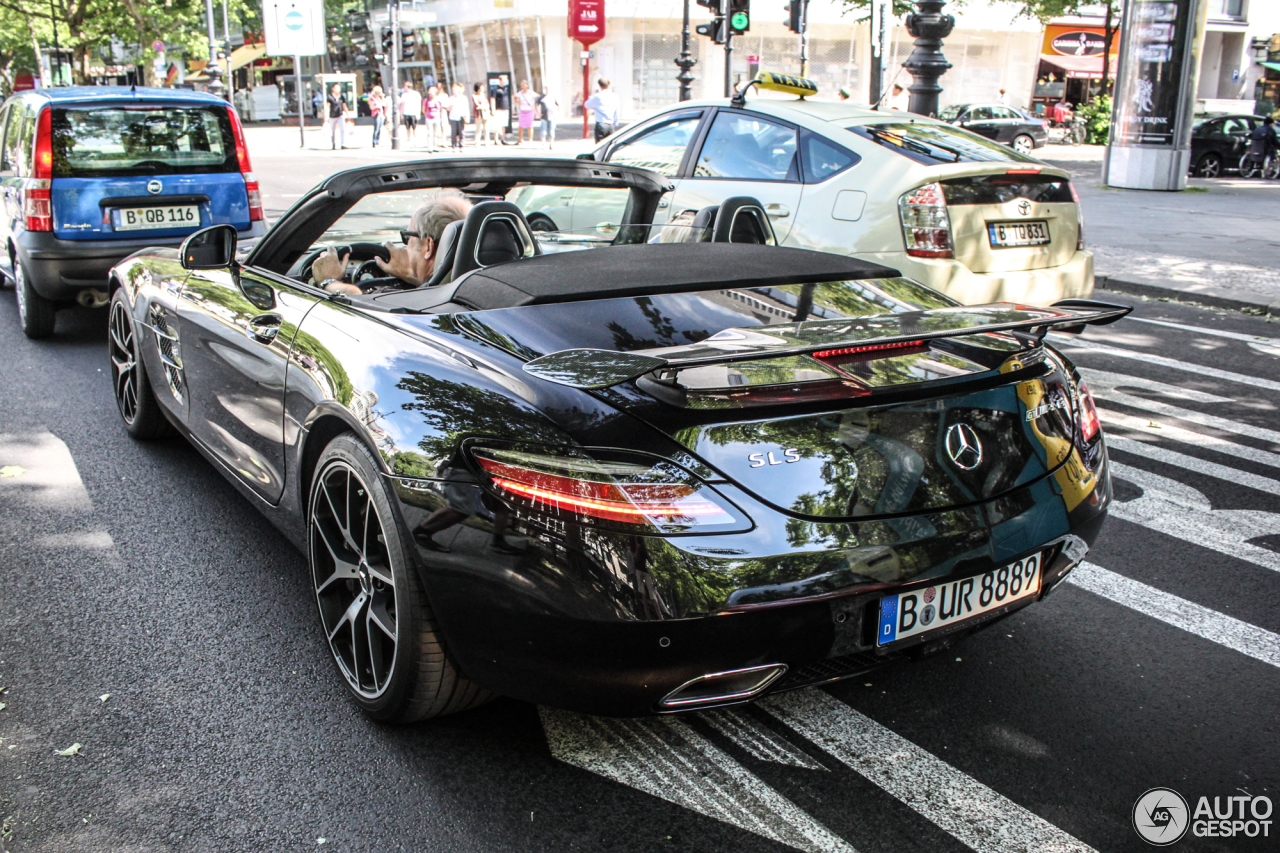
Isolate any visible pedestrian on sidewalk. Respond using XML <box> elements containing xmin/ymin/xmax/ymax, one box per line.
<box><xmin>490</xmin><ymin>75</ymin><xmax>511</xmax><ymax>143</ymax></box>
<box><xmin>584</xmin><ymin>77</ymin><xmax>620</xmax><ymax>143</ymax></box>
<box><xmin>472</xmin><ymin>82</ymin><xmax>494</xmax><ymax>146</ymax></box>
<box><xmin>997</xmin><ymin>88</ymin><xmax>1009</xmax><ymax>105</ymax></box>
<box><xmin>424</xmin><ymin>85</ymin><xmax>445</xmax><ymax>151</ymax></box>
<box><xmin>887</xmin><ymin>83</ymin><xmax>909</xmax><ymax>111</ymax></box>
<box><xmin>514</xmin><ymin>80</ymin><xmax>536</xmax><ymax>145</ymax></box>
<box><xmin>448</xmin><ymin>82</ymin><xmax>468</xmax><ymax>149</ymax></box>
<box><xmin>325</xmin><ymin>83</ymin><xmax>348</xmax><ymax>150</ymax></box>
<box><xmin>400</xmin><ymin>82</ymin><xmax>422</xmax><ymax>147</ymax></box>
<box><xmin>536</xmin><ymin>85</ymin><xmax>558</xmax><ymax>149</ymax></box>
<box><xmin>1244</xmin><ymin>116</ymin><xmax>1278</xmax><ymax>174</ymax></box>
<box><xmin>369</xmin><ymin>85</ymin><xmax>387</xmax><ymax>147</ymax></box>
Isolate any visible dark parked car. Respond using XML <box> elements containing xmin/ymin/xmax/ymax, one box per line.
<box><xmin>0</xmin><ymin>86</ymin><xmax>267</xmax><ymax>338</ymax></box>
<box><xmin>106</xmin><ymin>157</ymin><xmax>1126</xmax><ymax>722</ymax></box>
<box><xmin>1189</xmin><ymin>114</ymin><xmax>1267</xmax><ymax>177</ymax></box>
<box><xmin>939</xmin><ymin>104</ymin><xmax>1049</xmax><ymax>155</ymax></box>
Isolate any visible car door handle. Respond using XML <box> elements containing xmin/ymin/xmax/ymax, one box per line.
<box><xmin>248</xmin><ymin>313</ymin><xmax>283</xmax><ymax>344</ymax></box>
<box><xmin>765</xmin><ymin>204</ymin><xmax>790</xmax><ymax>218</ymax></box>
<box><xmin>657</xmin><ymin>199</ymin><xmax>669</xmax><ymax>209</ymax></box>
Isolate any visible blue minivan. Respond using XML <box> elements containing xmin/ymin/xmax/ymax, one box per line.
<box><xmin>0</xmin><ymin>87</ymin><xmax>267</xmax><ymax>338</ymax></box>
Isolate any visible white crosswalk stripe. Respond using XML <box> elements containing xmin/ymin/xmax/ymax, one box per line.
<box><xmin>1107</xmin><ymin>434</ymin><xmax>1280</xmax><ymax>496</ymax></box>
<box><xmin>1101</xmin><ymin>409</ymin><xmax>1280</xmax><ymax>471</ymax></box>
<box><xmin>1067</xmin><ymin>563</ymin><xmax>1280</xmax><ymax>668</ymax></box>
<box><xmin>1083</xmin><ymin>369</ymin><xmax>1280</xmax><ymax>445</ymax></box>
<box><xmin>1129</xmin><ymin>316</ymin><xmax>1280</xmax><ymax>347</ymax></box>
<box><xmin>759</xmin><ymin>691</ymin><xmax>1096</xmax><ymax>853</ymax></box>
<box><xmin>1054</xmin><ymin>335</ymin><xmax>1280</xmax><ymax>392</ymax></box>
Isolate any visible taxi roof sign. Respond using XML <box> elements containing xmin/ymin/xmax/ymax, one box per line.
<box><xmin>731</xmin><ymin>71</ymin><xmax>818</xmax><ymax>107</ymax></box>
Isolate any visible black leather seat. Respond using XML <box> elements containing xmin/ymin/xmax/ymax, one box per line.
<box><xmin>450</xmin><ymin>200</ymin><xmax>540</xmax><ymax>281</ymax></box>
<box><xmin>421</xmin><ymin>219</ymin><xmax>465</xmax><ymax>288</ymax></box>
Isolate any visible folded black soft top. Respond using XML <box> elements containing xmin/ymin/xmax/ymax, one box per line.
<box><xmin>372</xmin><ymin>243</ymin><xmax>901</xmax><ymax>313</ymax></box>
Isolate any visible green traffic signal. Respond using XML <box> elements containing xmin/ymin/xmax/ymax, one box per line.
<box><xmin>730</xmin><ymin>11</ymin><xmax>749</xmax><ymax>31</ymax></box>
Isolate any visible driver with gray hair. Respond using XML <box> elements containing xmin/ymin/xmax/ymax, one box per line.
<box><xmin>312</xmin><ymin>189</ymin><xmax>473</xmax><ymax>295</ymax></box>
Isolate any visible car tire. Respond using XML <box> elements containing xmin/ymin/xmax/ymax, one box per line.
<box><xmin>308</xmin><ymin>434</ymin><xmax>494</xmax><ymax>723</ymax></box>
<box><xmin>1012</xmin><ymin>134</ymin><xmax>1034</xmax><ymax>156</ymax></box>
<box><xmin>14</xmin><ymin>258</ymin><xmax>56</xmax><ymax>339</ymax></box>
<box><xmin>108</xmin><ymin>290</ymin><xmax>173</xmax><ymax>440</ymax></box>
<box><xmin>527</xmin><ymin>213</ymin><xmax>558</xmax><ymax>232</ymax></box>
<box><xmin>1194</xmin><ymin>153</ymin><xmax>1222</xmax><ymax>178</ymax></box>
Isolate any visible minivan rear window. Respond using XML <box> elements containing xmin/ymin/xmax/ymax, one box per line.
<box><xmin>846</xmin><ymin>121</ymin><xmax>1038</xmax><ymax>165</ymax></box>
<box><xmin>50</xmin><ymin>106</ymin><xmax>238</xmax><ymax>178</ymax></box>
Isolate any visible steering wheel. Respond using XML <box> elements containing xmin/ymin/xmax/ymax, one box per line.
<box><xmin>296</xmin><ymin>242</ymin><xmax>392</xmax><ymax>283</ymax></box>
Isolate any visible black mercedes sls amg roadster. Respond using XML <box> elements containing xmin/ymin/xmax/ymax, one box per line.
<box><xmin>106</xmin><ymin>157</ymin><xmax>1128</xmax><ymax>721</ymax></box>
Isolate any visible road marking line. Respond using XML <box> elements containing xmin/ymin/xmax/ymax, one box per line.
<box><xmin>540</xmin><ymin>708</ymin><xmax>855</xmax><ymax>853</ymax></box>
<box><xmin>0</xmin><ymin>431</ymin><xmax>97</xmax><ymax>515</ymax></box>
<box><xmin>1081</xmin><ymin>368</ymin><xmax>1233</xmax><ymax>404</ymax></box>
<box><xmin>1101</xmin><ymin>409</ymin><xmax>1280</xmax><ymax>471</ymax></box>
<box><xmin>1054</xmin><ymin>336</ymin><xmax>1280</xmax><ymax>392</ymax></box>
<box><xmin>1083</xmin><ymin>369</ymin><xmax>1280</xmax><ymax>445</ymax></box>
<box><xmin>759</xmin><ymin>691</ymin><xmax>1096</xmax><ymax>853</ymax></box>
<box><xmin>1067</xmin><ymin>562</ymin><xmax>1280</xmax><ymax>669</ymax></box>
<box><xmin>1109</xmin><ymin>462</ymin><xmax>1280</xmax><ymax>574</ymax></box>
<box><xmin>1107</xmin><ymin>435</ymin><xmax>1280</xmax><ymax>496</ymax></box>
<box><xmin>1129</xmin><ymin>316</ymin><xmax>1280</xmax><ymax>347</ymax></box>
<box><xmin>703</xmin><ymin>709</ymin><xmax>828</xmax><ymax>770</ymax></box>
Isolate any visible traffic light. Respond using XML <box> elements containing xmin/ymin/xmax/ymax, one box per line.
<box><xmin>784</xmin><ymin>0</ymin><xmax>805</xmax><ymax>34</ymax></box>
<box><xmin>728</xmin><ymin>0</ymin><xmax>749</xmax><ymax>35</ymax></box>
<box><xmin>694</xmin><ymin>0</ymin><xmax>718</xmax><ymax>8</ymax></box>
<box><xmin>696</xmin><ymin>18</ymin><xmax>727</xmax><ymax>45</ymax></box>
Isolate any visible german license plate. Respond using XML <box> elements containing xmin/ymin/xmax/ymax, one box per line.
<box><xmin>987</xmin><ymin>220</ymin><xmax>1050</xmax><ymax>248</ymax></box>
<box><xmin>113</xmin><ymin>205</ymin><xmax>200</xmax><ymax>231</ymax></box>
<box><xmin>876</xmin><ymin>553</ymin><xmax>1043</xmax><ymax>646</ymax></box>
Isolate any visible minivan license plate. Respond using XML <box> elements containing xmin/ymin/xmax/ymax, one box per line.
<box><xmin>876</xmin><ymin>553</ymin><xmax>1043</xmax><ymax>646</ymax></box>
<box><xmin>114</xmin><ymin>205</ymin><xmax>200</xmax><ymax>231</ymax></box>
<box><xmin>987</xmin><ymin>220</ymin><xmax>1050</xmax><ymax>248</ymax></box>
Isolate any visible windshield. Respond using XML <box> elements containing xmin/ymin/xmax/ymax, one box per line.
<box><xmin>847</xmin><ymin>121</ymin><xmax>1039</xmax><ymax>165</ymax></box>
<box><xmin>51</xmin><ymin>106</ymin><xmax>238</xmax><ymax>177</ymax></box>
<box><xmin>937</xmin><ymin>105</ymin><xmax>966</xmax><ymax>121</ymax></box>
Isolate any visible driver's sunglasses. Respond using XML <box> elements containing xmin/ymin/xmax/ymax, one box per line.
<box><xmin>399</xmin><ymin>230</ymin><xmax>422</xmax><ymax>244</ymax></box>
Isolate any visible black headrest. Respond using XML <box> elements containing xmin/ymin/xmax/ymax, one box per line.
<box><xmin>423</xmin><ymin>219</ymin><xmax>465</xmax><ymax>288</ymax></box>
<box><xmin>451</xmin><ymin>200</ymin><xmax>539</xmax><ymax>281</ymax></box>
<box><xmin>711</xmin><ymin>196</ymin><xmax>776</xmax><ymax>246</ymax></box>
<box><xmin>690</xmin><ymin>205</ymin><xmax>718</xmax><ymax>231</ymax></box>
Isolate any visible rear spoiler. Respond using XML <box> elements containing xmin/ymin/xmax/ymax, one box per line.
<box><xmin>522</xmin><ymin>299</ymin><xmax>1130</xmax><ymax>390</ymax></box>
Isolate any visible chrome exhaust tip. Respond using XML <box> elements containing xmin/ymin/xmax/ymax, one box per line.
<box><xmin>657</xmin><ymin>663</ymin><xmax>788</xmax><ymax>712</ymax></box>
<box><xmin>76</xmin><ymin>289</ymin><xmax>109</xmax><ymax>309</ymax></box>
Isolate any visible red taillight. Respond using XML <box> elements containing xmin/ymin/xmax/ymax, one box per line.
<box><xmin>813</xmin><ymin>340</ymin><xmax>926</xmax><ymax>360</ymax></box>
<box><xmin>226</xmin><ymin>107</ymin><xmax>263</xmax><ymax>221</ymax></box>
<box><xmin>471</xmin><ymin>447</ymin><xmax>744</xmax><ymax>532</ymax></box>
<box><xmin>1005</xmin><ymin>169</ymin><xmax>1042</xmax><ymax>175</ymax></box>
<box><xmin>25</xmin><ymin>109</ymin><xmax>53</xmax><ymax>231</ymax></box>
<box><xmin>1078</xmin><ymin>381</ymin><xmax>1101</xmax><ymax>443</ymax></box>
<box><xmin>1069</xmin><ymin>181</ymin><xmax>1085</xmax><ymax>251</ymax></box>
<box><xmin>33</xmin><ymin>109</ymin><xmax>52</xmax><ymax>180</ymax></box>
<box><xmin>898</xmin><ymin>181</ymin><xmax>953</xmax><ymax>259</ymax></box>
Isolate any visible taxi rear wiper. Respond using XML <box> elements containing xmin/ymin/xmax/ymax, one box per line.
<box><xmin>862</xmin><ymin>126</ymin><xmax>963</xmax><ymax>163</ymax></box>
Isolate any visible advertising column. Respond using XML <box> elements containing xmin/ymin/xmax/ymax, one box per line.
<box><xmin>1104</xmin><ymin>0</ymin><xmax>1209</xmax><ymax>191</ymax></box>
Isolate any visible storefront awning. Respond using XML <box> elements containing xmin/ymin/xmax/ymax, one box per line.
<box><xmin>1040</xmin><ymin>53</ymin><xmax>1119</xmax><ymax>79</ymax></box>
<box><xmin>229</xmin><ymin>43</ymin><xmax>266</xmax><ymax>71</ymax></box>
<box><xmin>1260</xmin><ymin>61</ymin><xmax>1280</xmax><ymax>72</ymax></box>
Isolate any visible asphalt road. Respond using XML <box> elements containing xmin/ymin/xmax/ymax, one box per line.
<box><xmin>3</xmin><ymin>179</ymin><xmax>1280</xmax><ymax>852</ymax></box>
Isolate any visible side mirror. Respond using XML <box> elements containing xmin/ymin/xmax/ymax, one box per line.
<box><xmin>180</xmin><ymin>224</ymin><xmax>238</xmax><ymax>270</ymax></box>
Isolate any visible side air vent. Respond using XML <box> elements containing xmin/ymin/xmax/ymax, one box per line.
<box><xmin>148</xmin><ymin>305</ymin><xmax>184</xmax><ymax>403</ymax></box>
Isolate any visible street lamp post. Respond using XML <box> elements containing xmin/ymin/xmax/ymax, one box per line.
<box><xmin>203</xmin><ymin>0</ymin><xmax>226</xmax><ymax>98</ymax></box>
<box><xmin>902</xmin><ymin>0</ymin><xmax>954</xmax><ymax>117</ymax></box>
<box><xmin>389</xmin><ymin>0</ymin><xmax>402</xmax><ymax>150</ymax></box>
<box><xmin>675</xmin><ymin>0</ymin><xmax>696</xmax><ymax>101</ymax></box>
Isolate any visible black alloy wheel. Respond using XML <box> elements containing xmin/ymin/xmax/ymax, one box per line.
<box><xmin>108</xmin><ymin>290</ymin><xmax>172</xmax><ymax>439</ymax></box>
<box><xmin>14</xmin><ymin>258</ymin><xmax>55</xmax><ymax>339</ymax></box>
<box><xmin>308</xmin><ymin>434</ymin><xmax>492</xmax><ymax>722</ymax></box>
<box><xmin>527</xmin><ymin>213</ymin><xmax>558</xmax><ymax>232</ymax></box>
<box><xmin>1194</xmin><ymin>153</ymin><xmax>1222</xmax><ymax>178</ymax></box>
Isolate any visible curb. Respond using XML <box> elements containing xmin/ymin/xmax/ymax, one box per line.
<box><xmin>1096</xmin><ymin>274</ymin><xmax>1280</xmax><ymax>317</ymax></box>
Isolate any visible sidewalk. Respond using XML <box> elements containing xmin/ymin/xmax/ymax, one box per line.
<box><xmin>1040</xmin><ymin>144</ymin><xmax>1280</xmax><ymax>315</ymax></box>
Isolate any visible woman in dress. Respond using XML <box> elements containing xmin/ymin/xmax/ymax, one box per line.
<box><xmin>471</xmin><ymin>82</ymin><xmax>493</xmax><ymax>146</ymax></box>
<box><xmin>515</xmin><ymin>79</ymin><xmax>537</xmax><ymax>145</ymax></box>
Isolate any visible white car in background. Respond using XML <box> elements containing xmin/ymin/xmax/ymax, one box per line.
<box><xmin>580</xmin><ymin>96</ymin><xmax>1093</xmax><ymax>306</ymax></box>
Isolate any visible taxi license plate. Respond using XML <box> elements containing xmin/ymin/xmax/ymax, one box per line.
<box><xmin>987</xmin><ymin>220</ymin><xmax>1050</xmax><ymax>248</ymax></box>
<box><xmin>876</xmin><ymin>553</ymin><xmax>1043</xmax><ymax>647</ymax></box>
<box><xmin>114</xmin><ymin>205</ymin><xmax>200</xmax><ymax>231</ymax></box>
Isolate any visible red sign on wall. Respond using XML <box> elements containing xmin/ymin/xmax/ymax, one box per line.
<box><xmin>568</xmin><ymin>0</ymin><xmax>605</xmax><ymax>46</ymax></box>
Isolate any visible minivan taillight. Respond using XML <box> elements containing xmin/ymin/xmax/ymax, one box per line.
<box><xmin>899</xmin><ymin>182</ymin><xmax>953</xmax><ymax>258</ymax></box>
<box><xmin>25</xmin><ymin>109</ymin><xmax>53</xmax><ymax>232</ymax></box>
<box><xmin>226</xmin><ymin>107</ymin><xmax>263</xmax><ymax>221</ymax></box>
<box><xmin>1069</xmin><ymin>182</ymin><xmax>1085</xmax><ymax>251</ymax></box>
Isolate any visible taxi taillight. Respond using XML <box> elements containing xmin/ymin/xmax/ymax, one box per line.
<box><xmin>898</xmin><ymin>182</ymin><xmax>953</xmax><ymax>259</ymax></box>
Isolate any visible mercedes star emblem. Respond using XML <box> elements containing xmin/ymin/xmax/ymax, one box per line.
<box><xmin>945</xmin><ymin>423</ymin><xmax>983</xmax><ymax>470</ymax></box>
<box><xmin>147</xmin><ymin>180</ymin><xmax>163</xmax><ymax>195</ymax></box>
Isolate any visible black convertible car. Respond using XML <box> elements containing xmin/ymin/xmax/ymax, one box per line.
<box><xmin>107</xmin><ymin>158</ymin><xmax>1126</xmax><ymax>721</ymax></box>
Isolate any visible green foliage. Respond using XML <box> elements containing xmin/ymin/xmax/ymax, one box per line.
<box><xmin>1076</xmin><ymin>95</ymin><xmax>1112</xmax><ymax>145</ymax></box>
<box><xmin>840</xmin><ymin>0</ymin><xmax>917</xmax><ymax>20</ymax></box>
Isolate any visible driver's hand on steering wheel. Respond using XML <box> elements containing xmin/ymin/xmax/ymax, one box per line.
<box><xmin>313</xmin><ymin>247</ymin><xmax>360</xmax><ymax>294</ymax></box>
<box><xmin>375</xmin><ymin>239</ymin><xmax>429</xmax><ymax>288</ymax></box>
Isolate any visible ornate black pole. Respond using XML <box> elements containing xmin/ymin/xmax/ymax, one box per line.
<box><xmin>675</xmin><ymin>0</ymin><xmax>696</xmax><ymax>101</ymax></box>
<box><xmin>903</xmin><ymin>0</ymin><xmax>954</xmax><ymax>117</ymax></box>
